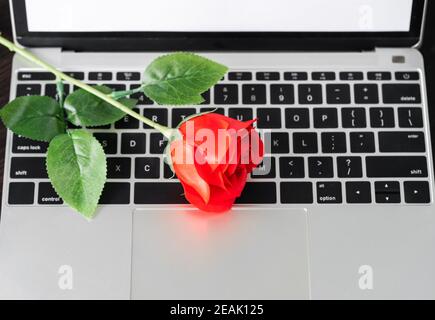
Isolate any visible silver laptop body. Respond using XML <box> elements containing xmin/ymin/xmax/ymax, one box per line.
<box><xmin>1</xmin><ymin>0</ymin><xmax>434</xmax><ymax>299</ymax></box>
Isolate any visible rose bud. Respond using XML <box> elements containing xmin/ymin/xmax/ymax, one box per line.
<box><xmin>169</xmin><ymin>113</ymin><xmax>264</xmax><ymax>212</ymax></box>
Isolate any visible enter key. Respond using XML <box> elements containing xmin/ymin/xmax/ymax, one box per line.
<box><xmin>379</xmin><ymin>132</ymin><xmax>425</xmax><ymax>153</ymax></box>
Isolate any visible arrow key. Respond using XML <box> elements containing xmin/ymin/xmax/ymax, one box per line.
<box><xmin>404</xmin><ymin>181</ymin><xmax>430</xmax><ymax>204</ymax></box>
<box><xmin>375</xmin><ymin>181</ymin><xmax>400</xmax><ymax>203</ymax></box>
<box><xmin>375</xmin><ymin>192</ymin><xmax>401</xmax><ymax>204</ymax></box>
<box><xmin>346</xmin><ymin>182</ymin><xmax>371</xmax><ymax>203</ymax></box>
<box><xmin>375</xmin><ymin>181</ymin><xmax>400</xmax><ymax>193</ymax></box>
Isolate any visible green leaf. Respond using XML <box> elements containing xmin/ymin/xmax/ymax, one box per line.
<box><xmin>46</xmin><ymin>129</ymin><xmax>106</xmax><ymax>219</ymax></box>
<box><xmin>142</xmin><ymin>52</ymin><xmax>228</xmax><ymax>105</ymax></box>
<box><xmin>0</xmin><ymin>95</ymin><xmax>66</xmax><ymax>142</ymax></box>
<box><xmin>64</xmin><ymin>85</ymin><xmax>137</xmax><ymax>127</ymax></box>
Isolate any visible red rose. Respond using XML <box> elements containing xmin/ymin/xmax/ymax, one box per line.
<box><xmin>170</xmin><ymin>113</ymin><xmax>264</xmax><ymax>212</ymax></box>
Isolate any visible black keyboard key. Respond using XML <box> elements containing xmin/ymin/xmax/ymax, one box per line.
<box><xmin>73</xmin><ymin>83</ymin><xmax>95</xmax><ymax>92</ymax></box>
<box><xmin>89</xmin><ymin>72</ymin><xmax>112</xmax><ymax>81</ymax></box>
<box><xmin>64</xmin><ymin>72</ymin><xmax>85</xmax><ymax>80</ymax></box>
<box><xmin>256</xmin><ymin>72</ymin><xmax>280</xmax><ymax>81</ymax></box>
<box><xmin>228</xmin><ymin>72</ymin><xmax>252</xmax><ymax>81</ymax></box>
<box><xmin>17</xmin><ymin>72</ymin><xmax>55</xmax><ymax>81</ymax></box>
<box><xmin>264</xmin><ymin>132</ymin><xmax>289</xmax><ymax>154</ymax></box>
<box><xmin>94</xmin><ymin>133</ymin><xmax>117</xmax><ymax>154</ymax></box>
<box><xmin>317</xmin><ymin>182</ymin><xmax>342</xmax><ymax>204</ymax></box>
<box><xmin>150</xmin><ymin>133</ymin><xmax>167</xmax><ymax>154</ymax></box>
<box><xmin>342</xmin><ymin>108</ymin><xmax>366</xmax><ymax>128</ymax></box>
<box><xmin>368</xmin><ymin>72</ymin><xmax>391</xmax><ymax>81</ymax></box>
<box><xmin>143</xmin><ymin>108</ymin><xmax>168</xmax><ymax>129</ymax></box>
<box><xmin>404</xmin><ymin>181</ymin><xmax>430</xmax><ymax>204</ymax></box>
<box><xmin>270</xmin><ymin>84</ymin><xmax>294</xmax><ymax>104</ymax></box>
<box><xmin>12</xmin><ymin>135</ymin><xmax>48</xmax><ymax>153</ymax></box>
<box><xmin>14</xmin><ymin>73</ymin><xmax>46</xmax><ymax>85</ymax></box>
<box><xmin>298</xmin><ymin>84</ymin><xmax>322</xmax><ymax>104</ymax></box>
<box><xmin>115</xmin><ymin>108</ymin><xmax>140</xmax><ymax>129</ymax></box>
<box><xmin>293</xmin><ymin>133</ymin><xmax>318</xmax><ymax>154</ymax></box>
<box><xmin>201</xmin><ymin>90</ymin><xmax>210</xmax><ymax>104</ymax></box>
<box><xmin>163</xmin><ymin>162</ymin><xmax>177</xmax><ymax>179</ymax></box>
<box><xmin>346</xmin><ymin>182</ymin><xmax>371</xmax><ymax>204</ymax></box>
<box><xmin>375</xmin><ymin>181</ymin><xmax>401</xmax><ymax>204</ymax></box>
<box><xmin>257</xmin><ymin>108</ymin><xmax>282</xmax><ymax>129</ymax></box>
<box><xmin>103</xmin><ymin>84</ymin><xmax>126</xmax><ymax>92</ymax></box>
<box><xmin>321</xmin><ymin>132</ymin><xmax>346</xmax><ymax>153</ymax></box>
<box><xmin>375</xmin><ymin>181</ymin><xmax>400</xmax><ymax>194</ymax></box>
<box><xmin>350</xmin><ymin>132</ymin><xmax>375</xmax><ymax>153</ymax></box>
<box><xmin>284</xmin><ymin>72</ymin><xmax>308</xmax><ymax>81</ymax></box>
<box><xmin>285</xmin><ymin>108</ymin><xmax>309</xmax><ymax>128</ymax></box>
<box><xmin>8</xmin><ymin>182</ymin><xmax>34</xmax><ymax>205</ymax></box>
<box><xmin>67</xmin><ymin>121</ymin><xmax>82</xmax><ymax>129</ymax></box>
<box><xmin>134</xmin><ymin>183</ymin><xmax>188</xmax><ymax>204</ymax></box>
<box><xmin>45</xmin><ymin>84</ymin><xmax>70</xmax><ymax>101</ymax></box>
<box><xmin>10</xmin><ymin>157</ymin><xmax>47</xmax><ymax>179</ymax></box>
<box><xmin>337</xmin><ymin>157</ymin><xmax>363</xmax><ymax>178</ymax></box>
<box><xmin>382</xmin><ymin>84</ymin><xmax>421</xmax><ymax>104</ymax></box>
<box><xmin>279</xmin><ymin>157</ymin><xmax>305</xmax><ymax>178</ymax></box>
<box><xmin>376</xmin><ymin>193</ymin><xmax>401</xmax><ymax>203</ymax></box>
<box><xmin>280</xmin><ymin>182</ymin><xmax>313</xmax><ymax>204</ymax></box>
<box><xmin>93</xmin><ymin>124</ymin><xmax>111</xmax><ymax>130</ymax></box>
<box><xmin>200</xmin><ymin>108</ymin><xmax>225</xmax><ymax>115</ymax></box>
<box><xmin>242</xmin><ymin>84</ymin><xmax>266</xmax><ymax>104</ymax></box>
<box><xmin>228</xmin><ymin>108</ymin><xmax>253</xmax><ymax>122</ymax></box>
<box><xmin>339</xmin><ymin>72</ymin><xmax>363</xmax><ymax>81</ymax></box>
<box><xmin>370</xmin><ymin>108</ymin><xmax>395</xmax><ymax>128</ymax></box>
<box><xmin>309</xmin><ymin>157</ymin><xmax>334</xmax><ymax>178</ymax></box>
<box><xmin>398</xmin><ymin>107</ymin><xmax>423</xmax><ymax>128</ymax></box>
<box><xmin>312</xmin><ymin>72</ymin><xmax>335</xmax><ymax>81</ymax></box>
<box><xmin>107</xmin><ymin>157</ymin><xmax>131</xmax><ymax>179</ymax></box>
<box><xmin>354</xmin><ymin>84</ymin><xmax>379</xmax><ymax>104</ymax></box>
<box><xmin>251</xmin><ymin>157</ymin><xmax>276</xmax><ymax>179</ymax></box>
<box><xmin>172</xmin><ymin>108</ymin><xmax>196</xmax><ymax>127</ymax></box>
<box><xmin>236</xmin><ymin>182</ymin><xmax>277</xmax><ymax>204</ymax></box>
<box><xmin>38</xmin><ymin>182</ymin><xmax>63</xmax><ymax>205</ymax></box>
<box><xmin>379</xmin><ymin>132</ymin><xmax>425</xmax><ymax>153</ymax></box>
<box><xmin>16</xmin><ymin>84</ymin><xmax>41</xmax><ymax>97</ymax></box>
<box><xmin>135</xmin><ymin>157</ymin><xmax>160</xmax><ymax>179</ymax></box>
<box><xmin>326</xmin><ymin>84</ymin><xmax>351</xmax><ymax>104</ymax></box>
<box><xmin>395</xmin><ymin>72</ymin><xmax>419</xmax><ymax>81</ymax></box>
<box><xmin>121</xmin><ymin>133</ymin><xmax>146</xmax><ymax>154</ymax></box>
<box><xmin>117</xmin><ymin>72</ymin><xmax>140</xmax><ymax>81</ymax></box>
<box><xmin>99</xmin><ymin>182</ymin><xmax>130</xmax><ymax>204</ymax></box>
<box><xmin>366</xmin><ymin>156</ymin><xmax>428</xmax><ymax>178</ymax></box>
<box><xmin>313</xmin><ymin>108</ymin><xmax>338</xmax><ymax>128</ymax></box>
<box><xmin>214</xmin><ymin>84</ymin><xmax>238</xmax><ymax>104</ymax></box>
<box><xmin>130</xmin><ymin>84</ymin><xmax>154</xmax><ymax>105</ymax></box>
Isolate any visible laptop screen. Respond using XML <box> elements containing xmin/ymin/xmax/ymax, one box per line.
<box><xmin>25</xmin><ymin>0</ymin><xmax>414</xmax><ymax>33</ymax></box>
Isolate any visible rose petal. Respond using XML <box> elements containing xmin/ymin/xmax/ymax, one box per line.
<box><xmin>171</xmin><ymin>140</ymin><xmax>210</xmax><ymax>204</ymax></box>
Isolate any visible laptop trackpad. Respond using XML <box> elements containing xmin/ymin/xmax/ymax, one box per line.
<box><xmin>131</xmin><ymin>208</ymin><xmax>310</xmax><ymax>299</ymax></box>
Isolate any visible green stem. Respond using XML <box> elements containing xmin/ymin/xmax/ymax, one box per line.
<box><xmin>0</xmin><ymin>35</ymin><xmax>173</xmax><ymax>138</ymax></box>
<box><xmin>110</xmin><ymin>85</ymin><xmax>144</xmax><ymax>100</ymax></box>
<box><xmin>56</xmin><ymin>79</ymin><xmax>65</xmax><ymax>118</ymax></box>
<box><xmin>56</xmin><ymin>79</ymin><xmax>65</xmax><ymax>107</ymax></box>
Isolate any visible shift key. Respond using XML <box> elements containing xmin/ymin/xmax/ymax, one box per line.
<box><xmin>366</xmin><ymin>156</ymin><xmax>427</xmax><ymax>178</ymax></box>
<box><xmin>10</xmin><ymin>157</ymin><xmax>48</xmax><ymax>178</ymax></box>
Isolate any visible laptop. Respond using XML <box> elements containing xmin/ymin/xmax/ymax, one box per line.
<box><xmin>0</xmin><ymin>0</ymin><xmax>434</xmax><ymax>300</ymax></box>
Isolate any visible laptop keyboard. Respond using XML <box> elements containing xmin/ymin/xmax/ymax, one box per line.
<box><xmin>7</xmin><ymin>70</ymin><xmax>432</xmax><ymax>206</ymax></box>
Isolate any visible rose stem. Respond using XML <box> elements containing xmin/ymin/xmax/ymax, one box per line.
<box><xmin>0</xmin><ymin>35</ymin><xmax>173</xmax><ymax>138</ymax></box>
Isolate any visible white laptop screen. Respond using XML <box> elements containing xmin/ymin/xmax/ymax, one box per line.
<box><xmin>24</xmin><ymin>0</ymin><xmax>414</xmax><ymax>33</ymax></box>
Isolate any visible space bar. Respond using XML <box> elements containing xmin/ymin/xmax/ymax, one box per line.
<box><xmin>134</xmin><ymin>183</ymin><xmax>188</xmax><ymax>204</ymax></box>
